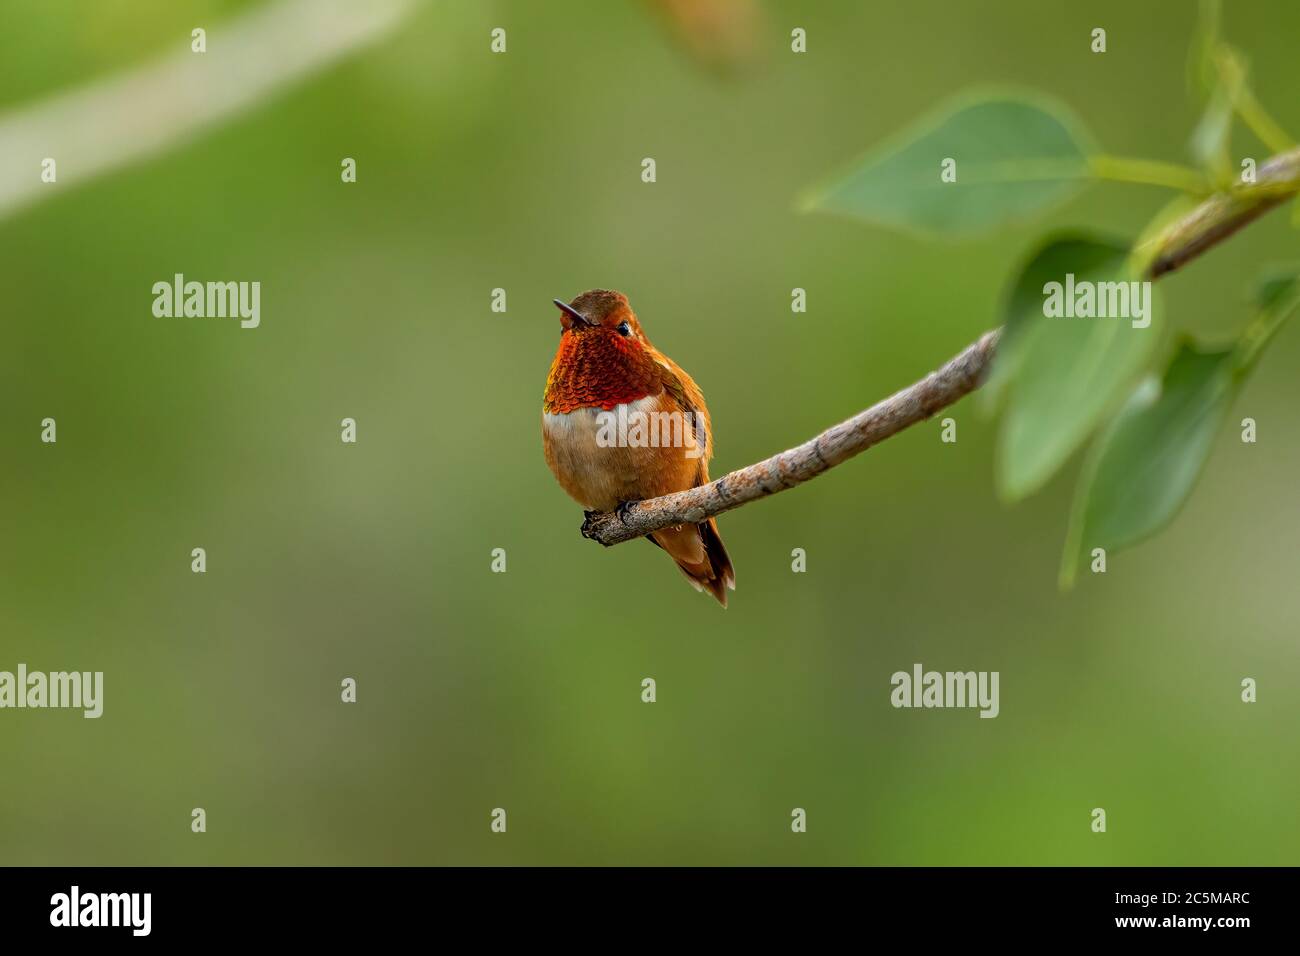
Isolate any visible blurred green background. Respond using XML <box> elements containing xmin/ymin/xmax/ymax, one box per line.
<box><xmin>1</xmin><ymin>0</ymin><xmax>1297</xmax><ymax>866</ymax></box>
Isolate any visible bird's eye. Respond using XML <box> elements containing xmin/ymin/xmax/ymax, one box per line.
<box><xmin>617</xmin><ymin>321</ymin><xmax>631</xmax><ymax>337</ymax></box>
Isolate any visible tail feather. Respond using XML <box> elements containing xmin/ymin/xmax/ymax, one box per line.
<box><xmin>649</xmin><ymin>518</ymin><xmax>735</xmax><ymax>607</ymax></box>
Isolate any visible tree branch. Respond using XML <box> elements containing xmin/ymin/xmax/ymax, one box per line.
<box><xmin>0</xmin><ymin>0</ymin><xmax>416</xmax><ymax>221</ymax></box>
<box><xmin>581</xmin><ymin>149</ymin><xmax>1300</xmax><ymax>547</ymax></box>
<box><xmin>1148</xmin><ymin>147</ymin><xmax>1300</xmax><ymax>278</ymax></box>
<box><xmin>582</xmin><ymin>330</ymin><xmax>1000</xmax><ymax>546</ymax></box>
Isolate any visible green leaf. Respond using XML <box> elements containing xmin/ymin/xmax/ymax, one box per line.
<box><xmin>1059</xmin><ymin>342</ymin><xmax>1235</xmax><ymax>588</ymax></box>
<box><xmin>1060</xmin><ymin>268</ymin><xmax>1300</xmax><ymax>587</ymax></box>
<box><xmin>982</xmin><ymin>234</ymin><xmax>1127</xmax><ymax>414</ymax></box>
<box><xmin>801</xmin><ymin>91</ymin><xmax>1095</xmax><ymax>237</ymax></box>
<box><xmin>995</xmin><ymin>237</ymin><xmax>1160</xmax><ymax>500</ymax></box>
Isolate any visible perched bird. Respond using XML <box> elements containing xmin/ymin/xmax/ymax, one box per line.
<box><xmin>542</xmin><ymin>290</ymin><xmax>735</xmax><ymax>606</ymax></box>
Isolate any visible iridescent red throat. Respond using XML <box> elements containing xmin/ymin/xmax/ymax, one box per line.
<box><xmin>544</xmin><ymin>331</ymin><xmax>662</xmax><ymax>414</ymax></box>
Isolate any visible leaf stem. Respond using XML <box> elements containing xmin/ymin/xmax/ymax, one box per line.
<box><xmin>1231</xmin><ymin>84</ymin><xmax>1296</xmax><ymax>156</ymax></box>
<box><xmin>1088</xmin><ymin>155</ymin><xmax>1210</xmax><ymax>194</ymax></box>
<box><xmin>1235</xmin><ymin>282</ymin><xmax>1300</xmax><ymax>372</ymax></box>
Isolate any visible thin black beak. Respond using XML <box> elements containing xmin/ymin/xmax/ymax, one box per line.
<box><xmin>553</xmin><ymin>298</ymin><xmax>593</xmax><ymax>328</ymax></box>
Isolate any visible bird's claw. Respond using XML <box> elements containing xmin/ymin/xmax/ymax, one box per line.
<box><xmin>580</xmin><ymin>503</ymin><xmax>636</xmax><ymax>543</ymax></box>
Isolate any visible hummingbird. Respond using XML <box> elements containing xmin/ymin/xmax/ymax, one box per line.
<box><xmin>542</xmin><ymin>290</ymin><xmax>735</xmax><ymax>606</ymax></box>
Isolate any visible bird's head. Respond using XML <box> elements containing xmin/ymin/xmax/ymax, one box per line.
<box><xmin>545</xmin><ymin>290</ymin><xmax>659</xmax><ymax>412</ymax></box>
<box><xmin>553</xmin><ymin>289</ymin><xmax>647</xmax><ymax>342</ymax></box>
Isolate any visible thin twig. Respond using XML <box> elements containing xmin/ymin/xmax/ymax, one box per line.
<box><xmin>582</xmin><ymin>149</ymin><xmax>1300</xmax><ymax>547</ymax></box>
<box><xmin>1148</xmin><ymin>147</ymin><xmax>1300</xmax><ymax>278</ymax></box>
<box><xmin>582</xmin><ymin>330</ymin><xmax>1000</xmax><ymax>546</ymax></box>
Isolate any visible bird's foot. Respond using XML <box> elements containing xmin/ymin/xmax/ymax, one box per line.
<box><xmin>580</xmin><ymin>503</ymin><xmax>636</xmax><ymax>544</ymax></box>
<box><xmin>615</xmin><ymin>500</ymin><xmax>637</xmax><ymax>525</ymax></box>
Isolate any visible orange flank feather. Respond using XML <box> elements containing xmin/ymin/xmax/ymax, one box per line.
<box><xmin>542</xmin><ymin>290</ymin><xmax>735</xmax><ymax>606</ymax></box>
